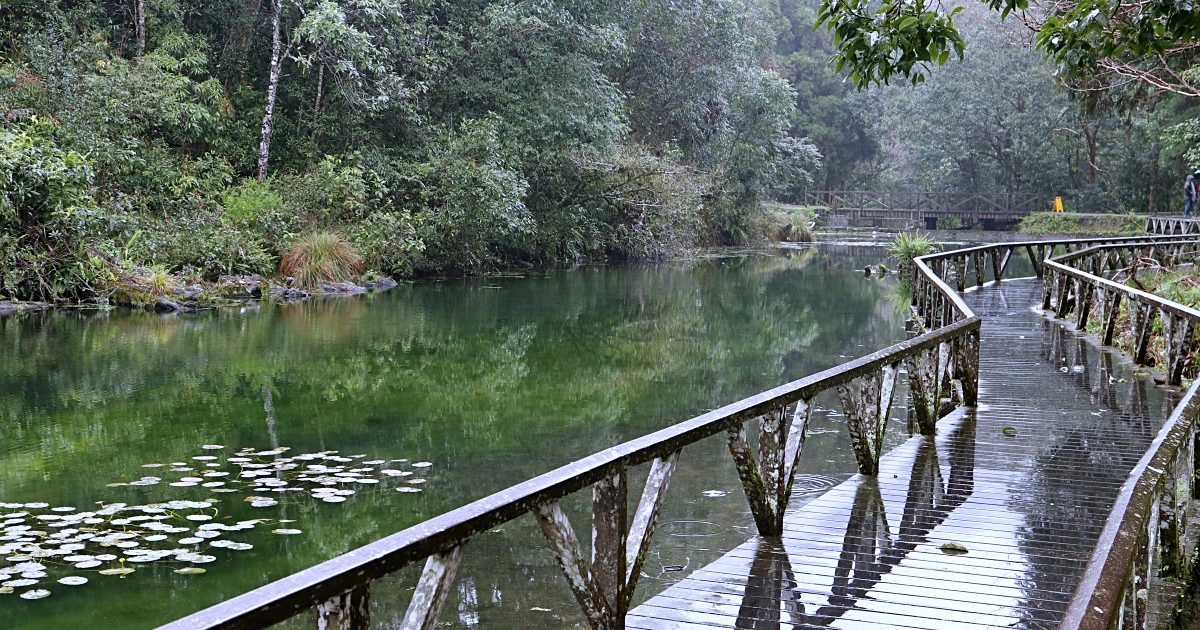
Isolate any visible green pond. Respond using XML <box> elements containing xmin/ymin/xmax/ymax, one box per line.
<box><xmin>0</xmin><ymin>243</ymin><xmax>913</xmax><ymax>628</ymax></box>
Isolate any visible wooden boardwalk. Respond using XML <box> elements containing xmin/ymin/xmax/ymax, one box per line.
<box><xmin>628</xmin><ymin>280</ymin><xmax>1179</xmax><ymax>629</ymax></box>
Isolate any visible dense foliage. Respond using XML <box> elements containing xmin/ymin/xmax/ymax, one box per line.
<box><xmin>4</xmin><ymin>0</ymin><xmax>1198</xmax><ymax>303</ymax></box>
<box><xmin>0</xmin><ymin>0</ymin><xmax>820</xmax><ymax>301</ymax></box>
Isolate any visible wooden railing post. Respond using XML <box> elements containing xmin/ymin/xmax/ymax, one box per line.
<box><xmin>400</xmin><ymin>546</ymin><xmax>465</xmax><ymax>630</ymax></box>
<box><xmin>317</xmin><ymin>585</ymin><xmax>371</xmax><ymax>630</ymax></box>
<box><xmin>592</xmin><ymin>469</ymin><xmax>627</xmax><ymax>626</ymax></box>
<box><xmin>837</xmin><ymin>363</ymin><xmax>900</xmax><ymax>475</ymax></box>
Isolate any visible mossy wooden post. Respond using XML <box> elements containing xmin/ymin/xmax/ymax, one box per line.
<box><xmin>954</xmin><ymin>257</ymin><xmax>967</xmax><ymax>293</ymax></box>
<box><xmin>1055</xmin><ymin>274</ymin><xmax>1073</xmax><ymax>318</ymax></box>
<box><xmin>972</xmin><ymin>251</ymin><xmax>986</xmax><ymax>288</ymax></box>
<box><xmin>535</xmin><ymin>501</ymin><xmax>617</xmax><ymax>630</ymax></box>
<box><xmin>838</xmin><ymin>364</ymin><xmax>899</xmax><ymax>475</ymax></box>
<box><xmin>727</xmin><ymin>399</ymin><xmax>812</xmax><ymax>535</ymax></box>
<box><xmin>906</xmin><ymin>344</ymin><xmax>948</xmax><ymax>434</ymax></box>
<box><xmin>317</xmin><ymin>585</ymin><xmax>370</xmax><ymax>630</ymax></box>
<box><xmin>1102</xmin><ymin>290</ymin><xmax>1123</xmax><ymax>346</ymax></box>
<box><xmin>1043</xmin><ymin>268</ymin><xmax>1057</xmax><ymax>310</ymax></box>
<box><xmin>1128</xmin><ymin>302</ymin><xmax>1156</xmax><ymax>364</ymax></box>
<box><xmin>1161</xmin><ymin>312</ymin><xmax>1194</xmax><ymax>386</ymax></box>
<box><xmin>956</xmin><ymin>330</ymin><xmax>980</xmax><ymax>407</ymax></box>
<box><xmin>1074</xmin><ymin>278</ymin><xmax>1094</xmax><ymax>330</ymax></box>
<box><xmin>991</xmin><ymin>247</ymin><xmax>1012</xmax><ymax>283</ymax></box>
<box><xmin>400</xmin><ymin>546</ymin><xmax>465</xmax><ymax>630</ymax></box>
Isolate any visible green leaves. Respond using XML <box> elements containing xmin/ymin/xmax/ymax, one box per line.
<box><xmin>816</xmin><ymin>0</ymin><xmax>965</xmax><ymax>89</ymax></box>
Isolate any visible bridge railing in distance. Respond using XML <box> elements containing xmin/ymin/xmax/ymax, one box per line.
<box><xmin>1147</xmin><ymin>216</ymin><xmax>1200</xmax><ymax>235</ymax></box>
<box><xmin>162</xmin><ymin>233</ymin><xmax>1196</xmax><ymax>630</ymax></box>
<box><xmin>800</xmin><ymin>190</ymin><xmax>1053</xmax><ymax>218</ymax></box>
<box><xmin>1047</xmin><ymin>237</ymin><xmax>1200</xmax><ymax>630</ymax></box>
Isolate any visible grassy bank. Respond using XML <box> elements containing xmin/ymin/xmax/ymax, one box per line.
<box><xmin>1018</xmin><ymin>212</ymin><xmax>1146</xmax><ymax>236</ymax></box>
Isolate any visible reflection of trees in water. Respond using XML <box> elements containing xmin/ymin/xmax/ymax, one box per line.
<box><xmin>1007</xmin><ymin>320</ymin><xmax>1169</xmax><ymax>628</ymax></box>
<box><xmin>0</xmin><ymin>248</ymin><xmax>905</xmax><ymax>477</ymax></box>
<box><xmin>732</xmin><ymin>414</ymin><xmax>976</xmax><ymax>627</ymax></box>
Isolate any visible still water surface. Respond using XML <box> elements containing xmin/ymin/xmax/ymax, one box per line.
<box><xmin>0</xmin><ymin>244</ymin><xmax>909</xmax><ymax>628</ymax></box>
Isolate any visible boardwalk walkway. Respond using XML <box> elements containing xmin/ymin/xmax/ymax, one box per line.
<box><xmin>628</xmin><ymin>279</ymin><xmax>1180</xmax><ymax>629</ymax></box>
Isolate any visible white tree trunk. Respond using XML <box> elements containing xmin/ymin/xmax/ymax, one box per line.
<box><xmin>135</xmin><ymin>0</ymin><xmax>146</xmax><ymax>55</ymax></box>
<box><xmin>257</xmin><ymin>0</ymin><xmax>285</xmax><ymax>181</ymax></box>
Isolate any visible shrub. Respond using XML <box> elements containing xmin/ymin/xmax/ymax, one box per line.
<box><xmin>278</xmin><ymin>156</ymin><xmax>372</xmax><ymax>225</ymax></box>
<box><xmin>888</xmin><ymin>232</ymin><xmax>936</xmax><ymax>280</ymax></box>
<box><xmin>348</xmin><ymin>211</ymin><xmax>425</xmax><ymax>277</ymax></box>
<box><xmin>119</xmin><ymin>210</ymin><xmax>275</xmax><ymax>280</ymax></box>
<box><xmin>405</xmin><ymin>118</ymin><xmax>534</xmax><ymax>273</ymax></box>
<box><xmin>222</xmin><ymin>179</ymin><xmax>283</xmax><ymax>224</ymax></box>
<box><xmin>279</xmin><ymin>231</ymin><xmax>364</xmax><ymax>288</ymax></box>
<box><xmin>0</xmin><ymin>121</ymin><xmax>100</xmax><ymax>300</ymax></box>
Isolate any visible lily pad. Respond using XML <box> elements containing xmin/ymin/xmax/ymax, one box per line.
<box><xmin>174</xmin><ymin>567</ymin><xmax>207</xmax><ymax>575</ymax></box>
<box><xmin>271</xmin><ymin>529</ymin><xmax>302</xmax><ymax>535</ymax></box>
<box><xmin>57</xmin><ymin>576</ymin><xmax>88</xmax><ymax>586</ymax></box>
<box><xmin>98</xmin><ymin>568</ymin><xmax>136</xmax><ymax>576</ymax></box>
<box><xmin>19</xmin><ymin>589</ymin><xmax>50</xmax><ymax>600</ymax></box>
<box><xmin>940</xmin><ymin>542</ymin><xmax>968</xmax><ymax>555</ymax></box>
<box><xmin>1001</xmin><ymin>426</ymin><xmax>1017</xmax><ymax>437</ymax></box>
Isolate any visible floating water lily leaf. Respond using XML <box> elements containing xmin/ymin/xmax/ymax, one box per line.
<box><xmin>98</xmin><ymin>568</ymin><xmax>135</xmax><ymax>576</ymax></box>
<box><xmin>57</xmin><ymin>576</ymin><xmax>87</xmax><ymax>586</ymax></box>
<box><xmin>174</xmin><ymin>567</ymin><xmax>207</xmax><ymax>575</ymax></box>
<box><xmin>200</xmin><ymin>445</ymin><xmax>224</xmax><ymax>450</ymax></box>
<box><xmin>412</xmin><ymin>462</ymin><xmax>433</xmax><ymax>468</ymax></box>
<box><xmin>271</xmin><ymin>529</ymin><xmax>302</xmax><ymax>535</ymax></box>
<box><xmin>19</xmin><ymin>589</ymin><xmax>49</xmax><ymax>599</ymax></box>
<box><xmin>1001</xmin><ymin>426</ymin><xmax>1017</xmax><ymax>437</ymax></box>
<box><xmin>940</xmin><ymin>542</ymin><xmax>968</xmax><ymax>554</ymax></box>
<box><xmin>0</xmin><ymin>586</ymin><xmax>11</xmax><ymax>594</ymax></box>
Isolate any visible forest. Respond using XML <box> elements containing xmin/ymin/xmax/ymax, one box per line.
<box><xmin>2</xmin><ymin>0</ymin><xmax>1199</xmax><ymax>303</ymax></box>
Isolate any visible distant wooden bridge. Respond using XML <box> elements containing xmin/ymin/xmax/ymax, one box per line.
<box><xmin>166</xmin><ymin>226</ymin><xmax>1200</xmax><ymax>630</ymax></box>
<box><xmin>803</xmin><ymin>190</ymin><xmax>1054</xmax><ymax>229</ymax></box>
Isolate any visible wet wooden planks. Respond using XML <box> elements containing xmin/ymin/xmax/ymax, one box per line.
<box><xmin>628</xmin><ymin>280</ymin><xmax>1180</xmax><ymax>629</ymax></box>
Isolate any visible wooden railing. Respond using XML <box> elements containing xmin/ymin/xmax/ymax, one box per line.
<box><xmin>165</xmin><ymin>233</ymin><xmax>1200</xmax><ymax>630</ymax></box>
<box><xmin>802</xmin><ymin>190</ymin><xmax>1053</xmax><ymax>218</ymax></box>
<box><xmin>1147</xmin><ymin>216</ymin><xmax>1200</xmax><ymax>236</ymax></box>
<box><xmin>1043</xmin><ymin>237</ymin><xmax>1200</xmax><ymax>630</ymax></box>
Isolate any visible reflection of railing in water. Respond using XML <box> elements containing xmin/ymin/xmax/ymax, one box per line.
<box><xmin>732</xmin><ymin>412</ymin><xmax>975</xmax><ymax>628</ymax></box>
<box><xmin>166</xmin><ymin>233</ymin><xmax>1200</xmax><ymax>630</ymax></box>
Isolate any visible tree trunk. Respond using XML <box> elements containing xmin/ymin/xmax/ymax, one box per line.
<box><xmin>135</xmin><ymin>0</ymin><xmax>146</xmax><ymax>55</ymax></box>
<box><xmin>311</xmin><ymin>62</ymin><xmax>324</xmax><ymax>155</ymax></box>
<box><xmin>257</xmin><ymin>0</ymin><xmax>285</xmax><ymax>181</ymax></box>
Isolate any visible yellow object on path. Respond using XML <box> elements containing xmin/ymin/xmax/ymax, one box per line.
<box><xmin>1053</xmin><ymin>196</ymin><xmax>1064</xmax><ymax>212</ymax></box>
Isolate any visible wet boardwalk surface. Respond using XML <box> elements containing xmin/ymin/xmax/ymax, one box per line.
<box><xmin>628</xmin><ymin>280</ymin><xmax>1181</xmax><ymax>629</ymax></box>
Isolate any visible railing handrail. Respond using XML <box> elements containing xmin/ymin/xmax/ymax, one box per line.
<box><xmin>163</xmin><ymin>312</ymin><xmax>980</xmax><ymax>627</ymax></box>
<box><xmin>1044</xmin><ymin>241</ymin><xmax>1200</xmax><ymax>322</ymax></box>
<box><xmin>1047</xmin><ymin>235</ymin><xmax>1200</xmax><ymax>630</ymax></box>
<box><xmin>1062</xmin><ymin>380</ymin><xmax>1200</xmax><ymax>630</ymax></box>
<box><xmin>166</xmin><ymin>233</ymin><xmax>1189</xmax><ymax>630</ymax></box>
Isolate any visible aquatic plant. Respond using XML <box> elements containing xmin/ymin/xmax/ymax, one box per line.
<box><xmin>278</xmin><ymin>231</ymin><xmax>364</xmax><ymax>288</ymax></box>
<box><xmin>888</xmin><ymin>232</ymin><xmax>935</xmax><ymax>281</ymax></box>
<box><xmin>0</xmin><ymin>446</ymin><xmax>433</xmax><ymax>602</ymax></box>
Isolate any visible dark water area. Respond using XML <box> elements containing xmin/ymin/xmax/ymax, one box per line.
<box><xmin>0</xmin><ymin>244</ymin><xmax>910</xmax><ymax>628</ymax></box>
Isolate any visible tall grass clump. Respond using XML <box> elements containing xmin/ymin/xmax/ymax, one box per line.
<box><xmin>889</xmin><ymin>232</ymin><xmax>936</xmax><ymax>281</ymax></box>
<box><xmin>278</xmin><ymin>231</ymin><xmax>363</xmax><ymax>288</ymax></box>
